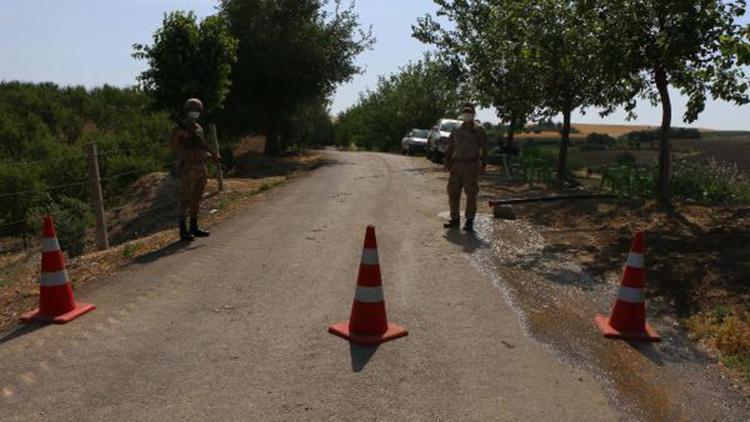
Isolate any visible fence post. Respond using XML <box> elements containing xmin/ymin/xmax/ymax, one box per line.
<box><xmin>86</xmin><ymin>143</ymin><xmax>109</xmax><ymax>251</ymax></box>
<box><xmin>209</xmin><ymin>124</ymin><xmax>224</xmax><ymax>192</ymax></box>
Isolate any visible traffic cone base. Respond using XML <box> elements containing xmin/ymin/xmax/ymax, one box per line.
<box><xmin>328</xmin><ymin>226</ymin><xmax>408</xmax><ymax>346</ymax></box>
<box><xmin>20</xmin><ymin>216</ymin><xmax>95</xmax><ymax>325</ymax></box>
<box><xmin>21</xmin><ymin>302</ymin><xmax>95</xmax><ymax>325</ymax></box>
<box><xmin>328</xmin><ymin>322</ymin><xmax>408</xmax><ymax>347</ymax></box>
<box><xmin>594</xmin><ymin>314</ymin><xmax>660</xmax><ymax>342</ymax></box>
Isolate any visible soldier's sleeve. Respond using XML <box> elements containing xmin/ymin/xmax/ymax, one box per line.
<box><xmin>479</xmin><ymin>128</ymin><xmax>489</xmax><ymax>166</ymax></box>
<box><xmin>445</xmin><ymin>132</ymin><xmax>455</xmax><ymax>167</ymax></box>
<box><xmin>169</xmin><ymin>128</ymin><xmax>183</xmax><ymax>152</ymax></box>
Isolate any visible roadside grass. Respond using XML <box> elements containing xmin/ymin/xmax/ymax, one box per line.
<box><xmin>688</xmin><ymin>308</ymin><xmax>750</xmax><ymax>382</ymax></box>
<box><xmin>122</xmin><ymin>243</ymin><xmax>140</xmax><ymax>259</ymax></box>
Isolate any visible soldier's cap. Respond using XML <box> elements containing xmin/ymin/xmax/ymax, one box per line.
<box><xmin>184</xmin><ymin>98</ymin><xmax>204</xmax><ymax>112</ymax></box>
<box><xmin>462</xmin><ymin>103</ymin><xmax>476</xmax><ymax>113</ymax></box>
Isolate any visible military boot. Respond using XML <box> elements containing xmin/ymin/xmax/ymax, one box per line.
<box><xmin>179</xmin><ymin>218</ymin><xmax>194</xmax><ymax>242</ymax></box>
<box><xmin>463</xmin><ymin>218</ymin><xmax>475</xmax><ymax>232</ymax></box>
<box><xmin>190</xmin><ymin>217</ymin><xmax>210</xmax><ymax>237</ymax></box>
<box><xmin>443</xmin><ymin>218</ymin><xmax>460</xmax><ymax>229</ymax></box>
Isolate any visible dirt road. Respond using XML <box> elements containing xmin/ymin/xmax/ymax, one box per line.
<box><xmin>0</xmin><ymin>151</ymin><xmax>684</xmax><ymax>420</ymax></box>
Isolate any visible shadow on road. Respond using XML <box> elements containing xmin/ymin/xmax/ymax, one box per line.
<box><xmin>444</xmin><ymin>229</ymin><xmax>489</xmax><ymax>254</ymax></box>
<box><xmin>349</xmin><ymin>343</ymin><xmax>379</xmax><ymax>372</ymax></box>
<box><xmin>626</xmin><ymin>341</ymin><xmax>666</xmax><ymax>367</ymax></box>
<box><xmin>133</xmin><ymin>240</ymin><xmax>205</xmax><ymax>265</ymax></box>
<box><xmin>0</xmin><ymin>322</ymin><xmax>46</xmax><ymax>347</ymax></box>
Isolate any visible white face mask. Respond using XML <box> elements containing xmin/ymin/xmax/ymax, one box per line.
<box><xmin>462</xmin><ymin>113</ymin><xmax>475</xmax><ymax>122</ymax></box>
<box><xmin>188</xmin><ymin>111</ymin><xmax>201</xmax><ymax>119</ymax></box>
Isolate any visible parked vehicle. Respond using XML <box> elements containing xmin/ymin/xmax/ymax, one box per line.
<box><xmin>426</xmin><ymin>119</ymin><xmax>461</xmax><ymax>163</ymax></box>
<box><xmin>400</xmin><ymin>128</ymin><xmax>430</xmax><ymax>155</ymax></box>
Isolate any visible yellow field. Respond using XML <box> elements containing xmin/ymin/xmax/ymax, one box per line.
<box><xmin>514</xmin><ymin>123</ymin><xmax>658</xmax><ymax>140</ymax></box>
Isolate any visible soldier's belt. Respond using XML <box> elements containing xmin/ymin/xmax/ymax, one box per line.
<box><xmin>452</xmin><ymin>157</ymin><xmax>480</xmax><ymax>162</ymax></box>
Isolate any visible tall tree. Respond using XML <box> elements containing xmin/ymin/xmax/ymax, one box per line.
<box><xmin>133</xmin><ymin>11</ymin><xmax>238</xmax><ymax>118</ymax></box>
<box><xmin>415</xmin><ymin>0</ymin><xmax>619</xmax><ymax>181</ymax></box>
<box><xmin>413</xmin><ymin>1</ymin><xmax>538</xmax><ymax>149</ymax></box>
<box><xmin>218</xmin><ymin>0</ymin><xmax>373</xmax><ymax>155</ymax></box>
<box><xmin>602</xmin><ymin>0</ymin><xmax>750</xmax><ymax>203</ymax></box>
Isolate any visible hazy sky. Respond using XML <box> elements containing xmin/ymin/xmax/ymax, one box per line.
<box><xmin>1</xmin><ymin>0</ymin><xmax>749</xmax><ymax>130</ymax></box>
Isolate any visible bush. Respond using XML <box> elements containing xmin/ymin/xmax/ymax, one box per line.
<box><xmin>101</xmin><ymin>155</ymin><xmax>162</xmax><ymax>201</ymax></box>
<box><xmin>689</xmin><ymin>309</ymin><xmax>750</xmax><ymax>382</ymax></box>
<box><xmin>584</xmin><ymin>132</ymin><xmax>615</xmax><ymax>147</ymax></box>
<box><xmin>671</xmin><ymin>158</ymin><xmax>750</xmax><ymax>204</ymax></box>
<box><xmin>28</xmin><ymin>196</ymin><xmax>93</xmax><ymax>257</ymax></box>
<box><xmin>601</xmin><ymin>158</ymin><xmax>750</xmax><ymax>204</ymax></box>
<box><xmin>0</xmin><ymin>165</ymin><xmax>47</xmax><ymax>241</ymax></box>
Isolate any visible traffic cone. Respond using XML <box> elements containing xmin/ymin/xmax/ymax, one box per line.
<box><xmin>21</xmin><ymin>216</ymin><xmax>95</xmax><ymax>324</ymax></box>
<box><xmin>328</xmin><ymin>225</ymin><xmax>408</xmax><ymax>346</ymax></box>
<box><xmin>594</xmin><ymin>231</ymin><xmax>660</xmax><ymax>342</ymax></box>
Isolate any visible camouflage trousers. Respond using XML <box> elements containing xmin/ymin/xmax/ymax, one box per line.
<box><xmin>447</xmin><ymin>161</ymin><xmax>480</xmax><ymax>220</ymax></box>
<box><xmin>178</xmin><ymin>163</ymin><xmax>207</xmax><ymax>218</ymax></box>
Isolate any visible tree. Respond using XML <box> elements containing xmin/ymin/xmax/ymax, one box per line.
<box><xmin>415</xmin><ymin>0</ymin><xmax>621</xmax><ymax>181</ymax></box>
<box><xmin>133</xmin><ymin>11</ymin><xmax>238</xmax><ymax>118</ymax></box>
<box><xmin>335</xmin><ymin>57</ymin><xmax>464</xmax><ymax>151</ymax></box>
<box><xmin>601</xmin><ymin>0</ymin><xmax>750</xmax><ymax>203</ymax></box>
<box><xmin>413</xmin><ymin>1</ymin><xmax>538</xmax><ymax>149</ymax></box>
<box><xmin>218</xmin><ymin>0</ymin><xmax>373</xmax><ymax>155</ymax></box>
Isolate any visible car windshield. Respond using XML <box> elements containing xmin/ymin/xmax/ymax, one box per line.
<box><xmin>439</xmin><ymin>121</ymin><xmax>459</xmax><ymax>132</ymax></box>
<box><xmin>412</xmin><ymin>129</ymin><xmax>429</xmax><ymax>138</ymax></box>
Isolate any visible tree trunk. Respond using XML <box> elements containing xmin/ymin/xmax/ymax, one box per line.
<box><xmin>264</xmin><ymin>128</ymin><xmax>281</xmax><ymax>156</ymax></box>
<box><xmin>556</xmin><ymin>107</ymin><xmax>572</xmax><ymax>181</ymax></box>
<box><xmin>654</xmin><ymin>66</ymin><xmax>672</xmax><ymax>205</ymax></box>
<box><xmin>506</xmin><ymin>121</ymin><xmax>515</xmax><ymax>150</ymax></box>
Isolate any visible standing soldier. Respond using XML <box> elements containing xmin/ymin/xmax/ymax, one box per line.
<box><xmin>443</xmin><ymin>103</ymin><xmax>489</xmax><ymax>232</ymax></box>
<box><xmin>170</xmin><ymin>98</ymin><xmax>221</xmax><ymax>241</ymax></box>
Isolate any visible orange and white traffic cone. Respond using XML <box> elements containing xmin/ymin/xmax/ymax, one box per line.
<box><xmin>21</xmin><ymin>216</ymin><xmax>95</xmax><ymax>324</ymax></box>
<box><xmin>328</xmin><ymin>225</ymin><xmax>408</xmax><ymax>346</ymax></box>
<box><xmin>594</xmin><ymin>231</ymin><xmax>660</xmax><ymax>342</ymax></box>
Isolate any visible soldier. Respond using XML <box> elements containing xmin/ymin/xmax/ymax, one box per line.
<box><xmin>443</xmin><ymin>103</ymin><xmax>489</xmax><ymax>232</ymax></box>
<box><xmin>170</xmin><ymin>98</ymin><xmax>221</xmax><ymax>241</ymax></box>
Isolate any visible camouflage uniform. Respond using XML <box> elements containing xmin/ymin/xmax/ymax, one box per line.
<box><xmin>171</xmin><ymin>98</ymin><xmax>218</xmax><ymax>241</ymax></box>
<box><xmin>175</xmin><ymin>122</ymin><xmax>210</xmax><ymax>219</ymax></box>
<box><xmin>445</xmin><ymin>123</ymin><xmax>489</xmax><ymax>222</ymax></box>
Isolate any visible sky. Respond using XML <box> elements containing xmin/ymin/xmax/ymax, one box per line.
<box><xmin>1</xmin><ymin>0</ymin><xmax>749</xmax><ymax>130</ymax></box>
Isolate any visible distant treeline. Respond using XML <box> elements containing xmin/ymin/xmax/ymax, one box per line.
<box><xmin>626</xmin><ymin>128</ymin><xmax>702</xmax><ymax>142</ymax></box>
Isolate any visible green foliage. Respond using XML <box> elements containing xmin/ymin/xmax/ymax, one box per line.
<box><xmin>601</xmin><ymin>159</ymin><xmax>750</xmax><ymax>204</ymax></box>
<box><xmin>284</xmin><ymin>99</ymin><xmax>335</xmax><ymax>148</ymax></box>
<box><xmin>414</xmin><ymin>0</ymin><xmax>628</xmax><ymax>180</ymax></box>
<box><xmin>217</xmin><ymin>0</ymin><xmax>373</xmax><ymax>154</ymax></box>
<box><xmin>133</xmin><ymin>11</ymin><xmax>238</xmax><ymax>118</ymax></box>
<box><xmin>29</xmin><ymin>196</ymin><xmax>93</xmax><ymax>257</ymax></box>
<box><xmin>600</xmin><ymin>164</ymin><xmax>655</xmax><ymax>199</ymax></box>
<box><xmin>671</xmin><ymin>159</ymin><xmax>750</xmax><ymax>204</ymax></box>
<box><xmin>600</xmin><ymin>0</ymin><xmax>749</xmax><ymax>201</ymax></box>
<box><xmin>585</xmin><ymin>133</ymin><xmax>616</xmax><ymax>148</ymax></box>
<box><xmin>625</xmin><ymin>128</ymin><xmax>701</xmax><ymax>145</ymax></box>
<box><xmin>101</xmin><ymin>154</ymin><xmax>163</xmax><ymax>200</ymax></box>
<box><xmin>335</xmin><ymin>57</ymin><xmax>463</xmax><ymax>151</ymax></box>
<box><xmin>0</xmin><ymin>165</ymin><xmax>47</xmax><ymax>241</ymax></box>
<box><xmin>0</xmin><ymin>82</ymin><xmax>176</xmax><ymax>241</ymax></box>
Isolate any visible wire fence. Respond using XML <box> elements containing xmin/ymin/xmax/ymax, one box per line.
<box><xmin>0</xmin><ymin>131</ymin><xmax>222</xmax><ymax>248</ymax></box>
